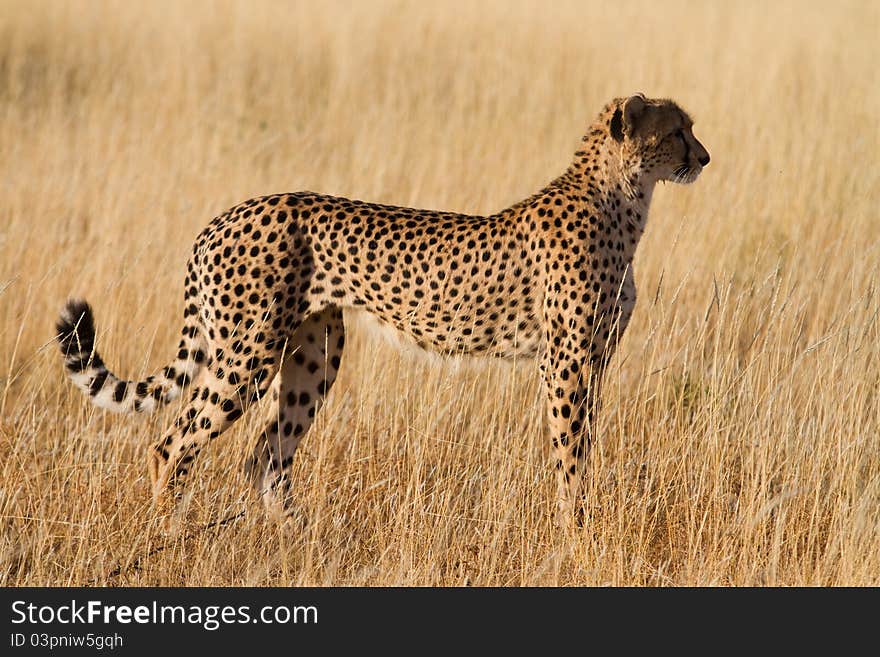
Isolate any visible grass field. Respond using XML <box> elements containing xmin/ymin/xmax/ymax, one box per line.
<box><xmin>1</xmin><ymin>0</ymin><xmax>878</xmax><ymax>586</ymax></box>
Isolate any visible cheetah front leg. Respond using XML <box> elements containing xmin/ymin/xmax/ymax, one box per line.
<box><xmin>245</xmin><ymin>307</ymin><xmax>345</xmax><ymax>519</ymax></box>
<box><xmin>541</xmin><ymin>360</ymin><xmax>600</xmax><ymax>527</ymax></box>
<box><xmin>541</xmin><ymin>313</ymin><xmax>605</xmax><ymax>528</ymax></box>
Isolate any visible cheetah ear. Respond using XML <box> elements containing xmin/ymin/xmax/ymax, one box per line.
<box><xmin>622</xmin><ymin>93</ymin><xmax>647</xmax><ymax>137</ymax></box>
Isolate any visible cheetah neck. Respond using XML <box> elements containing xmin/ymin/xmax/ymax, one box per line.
<box><xmin>572</xmin><ymin>132</ymin><xmax>654</xmax><ymax>198</ymax></box>
<box><xmin>561</xmin><ymin>132</ymin><xmax>655</xmax><ymax>259</ymax></box>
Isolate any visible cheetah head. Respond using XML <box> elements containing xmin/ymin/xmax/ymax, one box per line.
<box><xmin>610</xmin><ymin>94</ymin><xmax>710</xmax><ymax>185</ymax></box>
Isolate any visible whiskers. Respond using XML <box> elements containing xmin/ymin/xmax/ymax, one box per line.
<box><xmin>671</xmin><ymin>164</ymin><xmax>699</xmax><ymax>184</ymax></box>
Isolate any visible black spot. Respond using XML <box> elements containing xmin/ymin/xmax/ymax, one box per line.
<box><xmin>610</xmin><ymin>108</ymin><xmax>624</xmax><ymax>141</ymax></box>
<box><xmin>88</xmin><ymin>370</ymin><xmax>108</xmax><ymax>396</ymax></box>
<box><xmin>113</xmin><ymin>381</ymin><xmax>128</xmax><ymax>402</ymax></box>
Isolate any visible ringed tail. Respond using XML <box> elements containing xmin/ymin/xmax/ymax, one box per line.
<box><xmin>55</xmin><ymin>299</ymin><xmax>206</xmax><ymax>413</ymax></box>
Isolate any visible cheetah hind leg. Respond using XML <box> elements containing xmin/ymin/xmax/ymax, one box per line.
<box><xmin>245</xmin><ymin>307</ymin><xmax>345</xmax><ymax>521</ymax></box>
<box><xmin>149</xmin><ymin>354</ymin><xmax>277</xmax><ymax>527</ymax></box>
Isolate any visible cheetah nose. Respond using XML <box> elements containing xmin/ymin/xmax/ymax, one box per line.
<box><xmin>698</xmin><ymin>154</ymin><xmax>710</xmax><ymax>166</ymax></box>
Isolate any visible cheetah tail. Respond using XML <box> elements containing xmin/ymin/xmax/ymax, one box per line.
<box><xmin>56</xmin><ymin>298</ymin><xmax>206</xmax><ymax>414</ymax></box>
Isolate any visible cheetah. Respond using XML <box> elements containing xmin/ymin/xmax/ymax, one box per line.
<box><xmin>57</xmin><ymin>94</ymin><xmax>709</xmax><ymax>524</ymax></box>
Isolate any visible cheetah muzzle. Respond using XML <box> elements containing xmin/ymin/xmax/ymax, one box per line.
<box><xmin>56</xmin><ymin>93</ymin><xmax>710</xmax><ymax>527</ymax></box>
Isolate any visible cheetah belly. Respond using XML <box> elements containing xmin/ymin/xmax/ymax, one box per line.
<box><xmin>349</xmin><ymin>309</ymin><xmax>544</xmax><ymax>360</ymax></box>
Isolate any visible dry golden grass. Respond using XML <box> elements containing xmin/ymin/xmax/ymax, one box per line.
<box><xmin>1</xmin><ymin>0</ymin><xmax>878</xmax><ymax>586</ymax></box>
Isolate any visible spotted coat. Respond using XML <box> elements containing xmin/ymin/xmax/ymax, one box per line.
<box><xmin>57</xmin><ymin>94</ymin><xmax>710</xmax><ymax>524</ymax></box>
